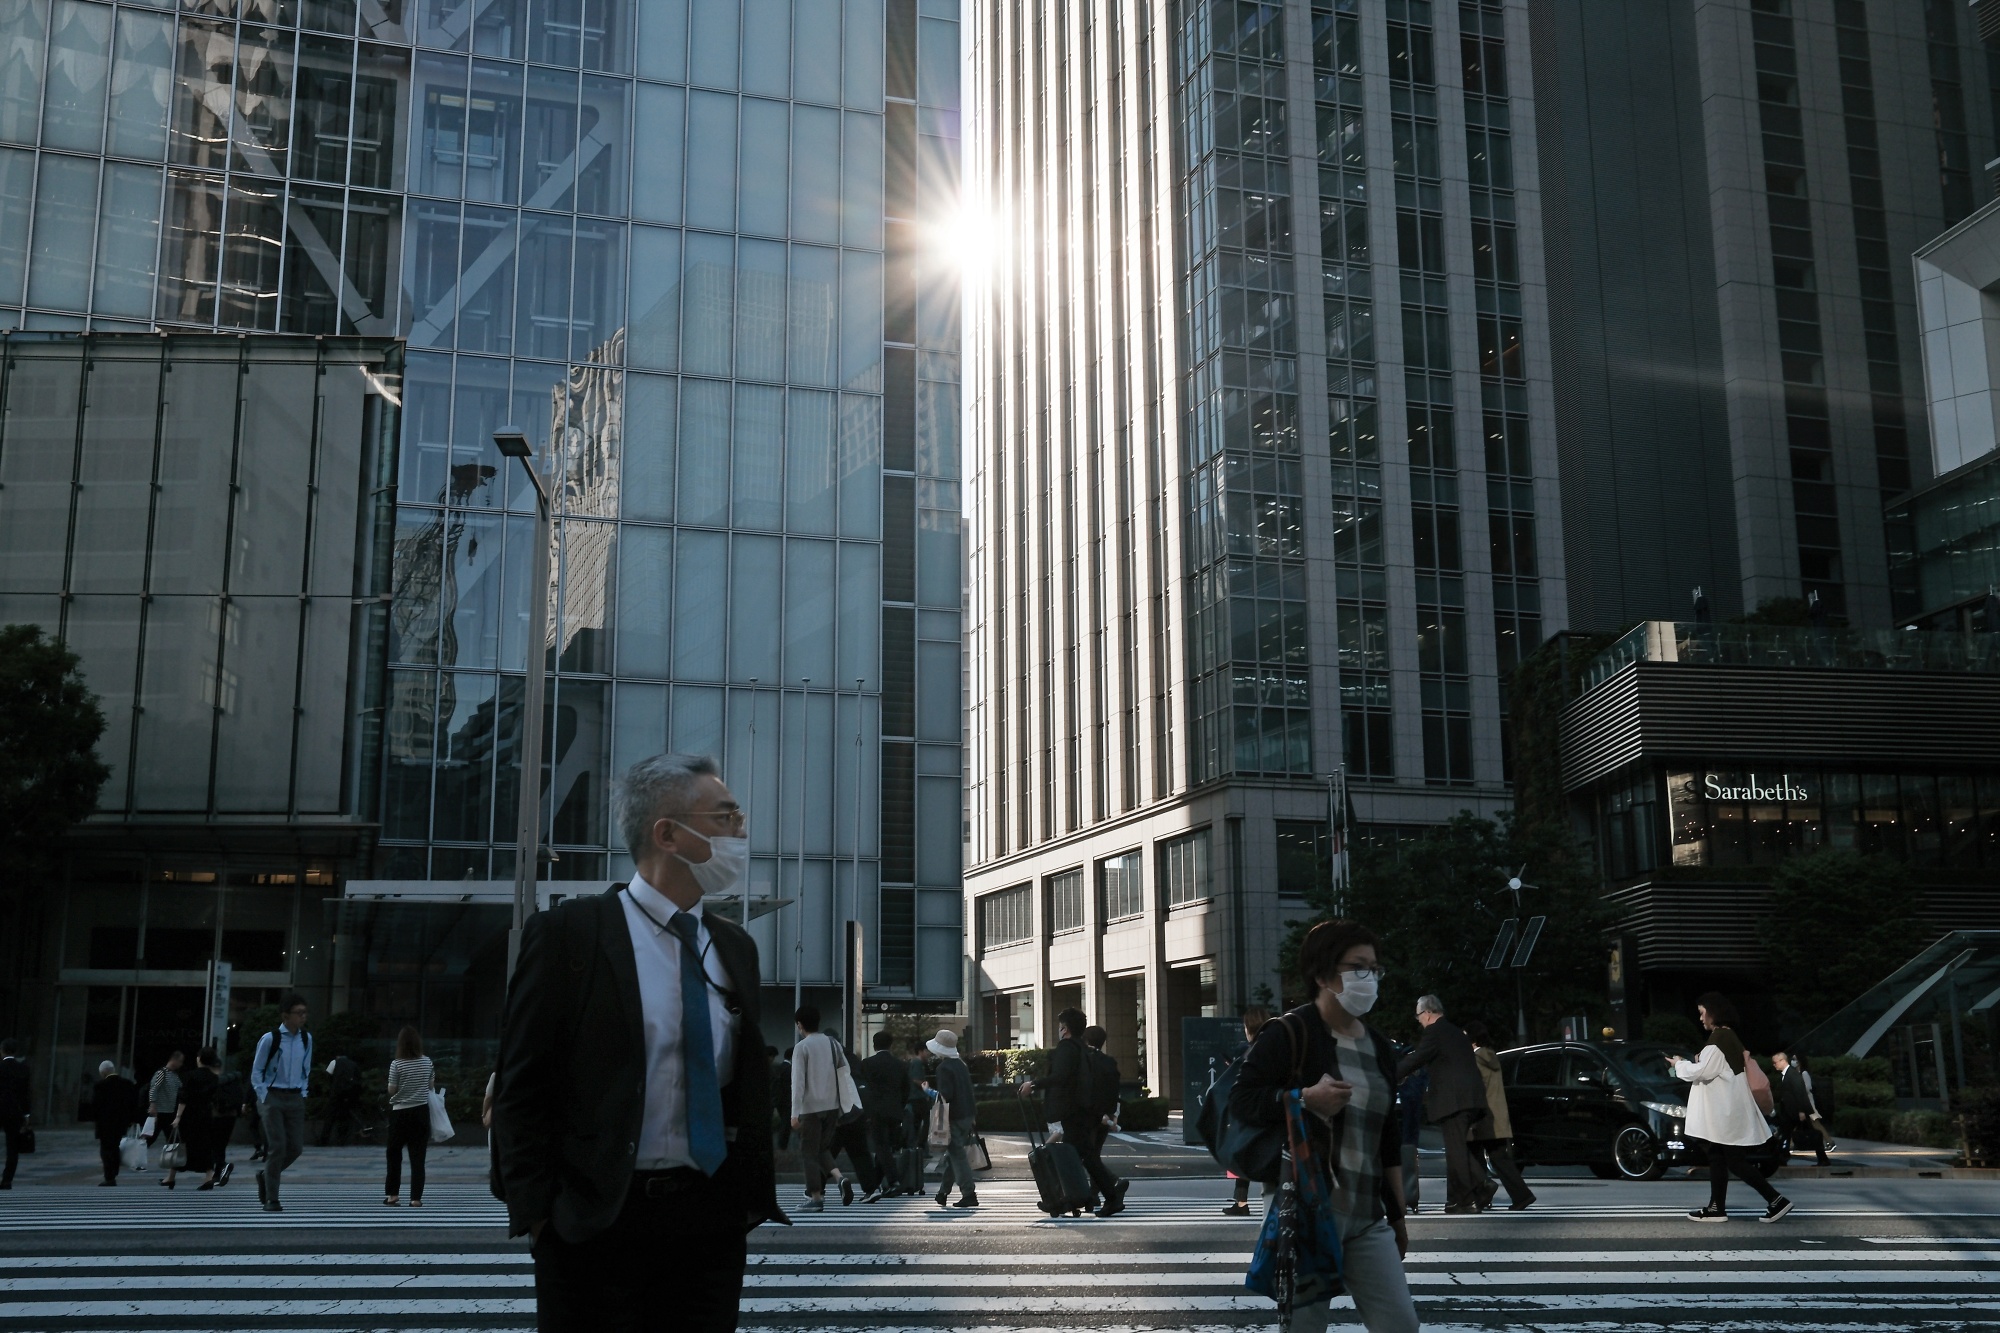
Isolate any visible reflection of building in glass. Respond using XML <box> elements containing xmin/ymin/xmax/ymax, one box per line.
<box><xmin>0</xmin><ymin>0</ymin><xmax>965</xmax><ymax>1069</ymax></box>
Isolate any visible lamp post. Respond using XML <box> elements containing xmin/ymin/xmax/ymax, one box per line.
<box><xmin>496</xmin><ymin>425</ymin><xmax>553</xmax><ymax>979</ymax></box>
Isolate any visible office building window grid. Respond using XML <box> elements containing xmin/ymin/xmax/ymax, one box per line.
<box><xmin>1751</xmin><ymin>0</ymin><xmax>1844</xmax><ymax>621</ymax></box>
<box><xmin>1100</xmin><ymin>848</ymin><xmax>1143</xmax><ymax>921</ymax></box>
<box><xmin>1159</xmin><ymin>826</ymin><xmax>1211</xmax><ymax>907</ymax></box>
<box><xmin>1177</xmin><ymin>0</ymin><xmax>1313</xmax><ymax>783</ymax></box>
<box><xmin>1047</xmin><ymin>866</ymin><xmax>1084</xmax><ymax>933</ymax></box>
<box><xmin>1459</xmin><ymin>0</ymin><xmax>1534</xmax><ymax>781</ymax></box>
<box><xmin>1923</xmin><ymin>0</ymin><xmax>1976</xmax><ymax>227</ymax></box>
<box><xmin>1388</xmin><ymin>0</ymin><xmax>1469</xmax><ymax>787</ymax></box>
<box><xmin>977</xmin><ymin>880</ymin><xmax>1032</xmax><ymax>949</ymax></box>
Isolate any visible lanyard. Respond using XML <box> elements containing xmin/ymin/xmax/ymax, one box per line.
<box><xmin>623</xmin><ymin>889</ymin><xmax>741</xmax><ymax>1013</ymax></box>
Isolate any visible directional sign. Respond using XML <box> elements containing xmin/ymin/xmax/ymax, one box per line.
<box><xmin>1512</xmin><ymin>915</ymin><xmax>1547</xmax><ymax>969</ymax></box>
<box><xmin>1484</xmin><ymin>919</ymin><xmax>1519</xmax><ymax>970</ymax></box>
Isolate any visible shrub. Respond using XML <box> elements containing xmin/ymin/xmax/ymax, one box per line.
<box><xmin>1827</xmin><ymin>1107</ymin><xmax>1958</xmax><ymax>1149</ymax></box>
<box><xmin>1117</xmin><ymin>1097</ymin><xmax>1169</xmax><ymax>1132</ymax></box>
<box><xmin>1956</xmin><ymin>1085</ymin><xmax>2000</xmax><ymax>1166</ymax></box>
<box><xmin>1810</xmin><ymin>1055</ymin><xmax>1895</xmax><ymax>1112</ymax></box>
<box><xmin>994</xmin><ymin>1048</ymin><xmax>1052</xmax><ymax>1083</ymax></box>
<box><xmin>970</xmin><ymin>1094</ymin><xmax>1045</xmax><ymax>1133</ymax></box>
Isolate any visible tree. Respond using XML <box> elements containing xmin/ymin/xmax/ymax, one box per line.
<box><xmin>1765</xmin><ymin>847</ymin><xmax>1929</xmax><ymax>1037</ymax></box>
<box><xmin>0</xmin><ymin>624</ymin><xmax>109</xmax><ymax>864</ymax></box>
<box><xmin>1288</xmin><ymin>811</ymin><xmax>1617</xmax><ymax>1044</ymax></box>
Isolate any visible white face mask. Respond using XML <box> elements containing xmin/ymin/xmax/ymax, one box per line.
<box><xmin>1334</xmin><ymin>969</ymin><xmax>1379</xmax><ymax>1017</ymax></box>
<box><xmin>672</xmin><ymin>822</ymin><xmax>749</xmax><ymax>895</ymax></box>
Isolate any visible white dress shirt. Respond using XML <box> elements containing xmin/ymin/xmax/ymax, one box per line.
<box><xmin>620</xmin><ymin>872</ymin><xmax>736</xmax><ymax>1170</ymax></box>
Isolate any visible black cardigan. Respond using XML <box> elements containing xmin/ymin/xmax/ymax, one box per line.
<box><xmin>1226</xmin><ymin>1003</ymin><xmax>1403</xmax><ymax>1197</ymax></box>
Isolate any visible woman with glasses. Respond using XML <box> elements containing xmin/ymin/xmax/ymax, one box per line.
<box><xmin>1229</xmin><ymin>921</ymin><xmax>1418</xmax><ymax>1333</ymax></box>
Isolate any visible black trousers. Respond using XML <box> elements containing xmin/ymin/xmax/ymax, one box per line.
<box><xmin>98</xmin><ymin>1136</ymin><xmax>121</xmax><ymax>1184</ymax></box>
<box><xmin>1471</xmin><ymin>1138</ymin><xmax>1534</xmax><ymax>1207</ymax></box>
<box><xmin>385</xmin><ymin>1105</ymin><xmax>430</xmax><ymax>1199</ymax></box>
<box><xmin>865</xmin><ymin>1115</ymin><xmax>903</xmax><ymax>1190</ymax></box>
<box><xmin>1</xmin><ymin>1126</ymin><xmax>18</xmax><ymax>1185</ymax></box>
<box><xmin>534</xmin><ymin>1174</ymin><xmax>749</xmax><ymax>1333</ymax></box>
<box><xmin>1436</xmin><ymin>1110</ymin><xmax>1484</xmax><ymax>1209</ymax></box>
<box><xmin>1785</xmin><ymin>1118</ymin><xmax>1830</xmax><ymax>1163</ymax></box>
<box><xmin>1706</xmin><ymin>1141</ymin><xmax>1779</xmax><ymax>1210</ymax></box>
<box><xmin>1062</xmin><ymin>1116</ymin><xmax>1120</xmax><ymax>1201</ymax></box>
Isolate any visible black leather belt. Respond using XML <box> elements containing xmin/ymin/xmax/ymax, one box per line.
<box><xmin>633</xmin><ymin>1167</ymin><xmax>706</xmax><ymax>1197</ymax></box>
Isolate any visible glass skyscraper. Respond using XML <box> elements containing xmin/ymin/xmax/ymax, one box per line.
<box><xmin>963</xmin><ymin>0</ymin><xmax>1563</xmax><ymax>1091</ymax></box>
<box><xmin>0</xmin><ymin>0</ymin><xmax>965</xmax><ymax>1063</ymax></box>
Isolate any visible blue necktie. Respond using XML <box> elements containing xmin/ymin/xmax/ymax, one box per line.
<box><xmin>667</xmin><ymin>912</ymin><xmax>728</xmax><ymax>1176</ymax></box>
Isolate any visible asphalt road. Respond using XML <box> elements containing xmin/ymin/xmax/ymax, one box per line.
<box><xmin>4</xmin><ymin>1133</ymin><xmax>1998</xmax><ymax>1331</ymax></box>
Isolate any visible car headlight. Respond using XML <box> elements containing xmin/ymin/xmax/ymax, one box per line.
<box><xmin>1642</xmin><ymin>1101</ymin><xmax>1686</xmax><ymax>1119</ymax></box>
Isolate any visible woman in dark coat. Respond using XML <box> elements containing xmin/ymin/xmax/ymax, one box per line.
<box><xmin>173</xmin><ymin>1048</ymin><xmax>232</xmax><ymax>1190</ymax></box>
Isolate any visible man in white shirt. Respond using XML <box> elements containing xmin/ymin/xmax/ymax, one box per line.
<box><xmin>496</xmin><ymin>753</ymin><xmax>784</xmax><ymax>1333</ymax></box>
<box><xmin>789</xmin><ymin>1006</ymin><xmax>853</xmax><ymax>1211</ymax></box>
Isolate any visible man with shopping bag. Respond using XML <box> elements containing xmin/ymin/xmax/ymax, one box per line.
<box><xmin>90</xmin><ymin>1062</ymin><xmax>137</xmax><ymax>1186</ymax></box>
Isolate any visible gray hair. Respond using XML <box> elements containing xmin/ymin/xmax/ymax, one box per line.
<box><xmin>615</xmin><ymin>753</ymin><xmax>722</xmax><ymax>854</ymax></box>
<box><xmin>98</xmin><ymin>1060</ymin><xmax>116</xmax><ymax>1076</ymax></box>
<box><xmin>1416</xmin><ymin>994</ymin><xmax>1445</xmax><ymax>1017</ymax></box>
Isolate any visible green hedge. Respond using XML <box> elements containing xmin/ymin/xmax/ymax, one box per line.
<box><xmin>1117</xmin><ymin>1097</ymin><xmax>1168</xmax><ymax>1132</ymax></box>
<box><xmin>1827</xmin><ymin>1107</ymin><xmax>1958</xmax><ymax>1149</ymax></box>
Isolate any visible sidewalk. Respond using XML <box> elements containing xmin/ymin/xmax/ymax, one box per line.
<box><xmin>4</xmin><ymin>1128</ymin><xmax>496</xmax><ymax>1188</ymax></box>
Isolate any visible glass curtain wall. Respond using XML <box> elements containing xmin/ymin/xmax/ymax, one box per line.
<box><xmin>0</xmin><ymin>0</ymin><xmax>964</xmax><ymax>998</ymax></box>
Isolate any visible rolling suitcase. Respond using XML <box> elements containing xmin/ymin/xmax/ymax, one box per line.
<box><xmin>896</xmin><ymin>1146</ymin><xmax>925</xmax><ymax>1194</ymax></box>
<box><xmin>1026</xmin><ymin>1112</ymin><xmax>1096</xmax><ymax>1217</ymax></box>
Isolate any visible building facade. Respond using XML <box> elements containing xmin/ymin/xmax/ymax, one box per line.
<box><xmin>0</xmin><ymin>0</ymin><xmax>966</xmax><ymax>1088</ymax></box>
<box><xmin>1532</xmin><ymin>0</ymin><xmax>2000</xmax><ymax>630</ymax></box>
<box><xmin>963</xmin><ymin>0</ymin><xmax>1566</xmax><ymax>1095</ymax></box>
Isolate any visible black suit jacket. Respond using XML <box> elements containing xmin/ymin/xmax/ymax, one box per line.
<box><xmin>494</xmin><ymin>885</ymin><xmax>786</xmax><ymax>1242</ymax></box>
<box><xmin>1395</xmin><ymin>1019</ymin><xmax>1487</xmax><ymax>1123</ymax></box>
<box><xmin>0</xmin><ymin>1059</ymin><xmax>26</xmax><ymax>1125</ymax></box>
<box><xmin>1042</xmin><ymin>1036</ymin><xmax>1089</xmax><ymax>1122</ymax></box>
<box><xmin>91</xmin><ymin>1076</ymin><xmax>136</xmax><ymax>1141</ymax></box>
<box><xmin>858</xmin><ymin>1050</ymin><xmax>911</xmax><ymax>1122</ymax></box>
<box><xmin>1775</xmin><ymin>1065</ymin><xmax>1816</xmax><ymax>1120</ymax></box>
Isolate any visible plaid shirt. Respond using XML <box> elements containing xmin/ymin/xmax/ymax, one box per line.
<box><xmin>1322</xmin><ymin>1028</ymin><xmax>1390</xmax><ymax>1240</ymax></box>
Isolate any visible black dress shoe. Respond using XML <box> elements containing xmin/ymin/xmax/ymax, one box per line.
<box><xmin>950</xmin><ymin>1195</ymin><xmax>979</xmax><ymax>1208</ymax></box>
<box><xmin>934</xmin><ymin>1184</ymin><xmax>951</xmax><ymax>1208</ymax></box>
<box><xmin>1508</xmin><ymin>1195</ymin><xmax>1536</xmax><ymax>1211</ymax></box>
<box><xmin>1444</xmin><ymin>1203</ymin><xmax>1480</xmax><ymax>1214</ymax></box>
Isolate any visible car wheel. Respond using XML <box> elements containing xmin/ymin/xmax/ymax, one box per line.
<box><xmin>1614</xmin><ymin>1124</ymin><xmax>1668</xmax><ymax>1181</ymax></box>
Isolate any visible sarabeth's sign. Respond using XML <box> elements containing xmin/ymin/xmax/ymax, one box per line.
<box><xmin>1703</xmin><ymin>772</ymin><xmax>1812</xmax><ymax>803</ymax></box>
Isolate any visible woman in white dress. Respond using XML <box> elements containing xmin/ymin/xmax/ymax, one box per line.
<box><xmin>1667</xmin><ymin>992</ymin><xmax>1790</xmax><ymax>1223</ymax></box>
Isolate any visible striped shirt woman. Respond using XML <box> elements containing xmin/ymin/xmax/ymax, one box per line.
<box><xmin>384</xmin><ymin>1028</ymin><xmax>434</xmax><ymax>1207</ymax></box>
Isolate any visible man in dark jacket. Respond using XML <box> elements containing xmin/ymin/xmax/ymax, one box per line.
<box><xmin>1395</xmin><ymin>994</ymin><xmax>1489</xmax><ymax>1213</ymax></box>
<box><xmin>1021</xmin><ymin>1008</ymin><xmax>1126</xmax><ymax>1217</ymax></box>
<box><xmin>857</xmin><ymin>1031</ymin><xmax>912</xmax><ymax>1201</ymax></box>
<box><xmin>90</xmin><ymin>1061</ymin><xmax>137</xmax><ymax>1186</ymax></box>
<box><xmin>494</xmin><ymin>754</ymin><xmax>786</xmax><ymax>1333</ymax></box>
<box><xmin>1773</xmin><ymin>1050</ymin><xmax>1830</xmax><ymax>1165</ymax></box>
<box><xmin>0</xmin><ymin>1039</ymin><xmax>27</xmax><ymax>1189</ymax></box>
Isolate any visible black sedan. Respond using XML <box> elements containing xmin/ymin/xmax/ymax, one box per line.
<box><xmin>1495</xmin><ymin>1041</ymin><xmax>1786</xmax><ymax>1181</ymax></box>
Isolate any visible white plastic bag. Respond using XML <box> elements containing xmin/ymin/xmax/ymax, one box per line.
<box><xmin>119</xmin><ymin>1130</ymin><xmax>147</xmax><ymax>1171</ymax></box>
<box><xmin>428</xmin><ymin>1087</ymin><xmax>455</xmax><ymax>1144</ymax></box>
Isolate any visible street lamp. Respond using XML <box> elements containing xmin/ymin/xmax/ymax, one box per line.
<box><xmin>496</xmin><ymin>425</ymin><xmax>553</xmax><ymax>979</ymax></box>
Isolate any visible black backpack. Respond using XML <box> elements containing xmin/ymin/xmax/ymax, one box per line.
<box><xmin>1086</xmin><ymin>1049</ymin><xmax>1122</xmax><ymax>1119</ymax></box>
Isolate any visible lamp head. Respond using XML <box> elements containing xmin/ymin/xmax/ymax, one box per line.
<box><xmin>492</xmin><ymin>426</ymin><xmax>532</xmax><ymax>459</ymax></box>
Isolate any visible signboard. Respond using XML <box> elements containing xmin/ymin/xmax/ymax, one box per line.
<box><xmin>1701</xmin><ymin>772</ymin><xmax>1811</xmax><ymax>802</ymax></box>
<box><xmin>203</xmin><ymin>961</ymin><xmax>232</xmax><ymax>1050</ymax></box>
<box><xmin>863</xmin><ymin>999</ymin><xmax>961</xmax><ymax>1015</ymax></box>
<box><xmin>1181</xmin><ymin>1016</ymin><xmax>1244</xmax><ymax>1145</ymax></box>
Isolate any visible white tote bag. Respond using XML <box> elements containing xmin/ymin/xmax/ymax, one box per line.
<box><xmin>428</xmin><ymin>1087</ymin><xmax>456</xmax><ymax>1144</ymax></box>
<box><xmin>119</xmin><ymin>1129</ymin><xmax>147</xmax><ymax>1171</ymax></box>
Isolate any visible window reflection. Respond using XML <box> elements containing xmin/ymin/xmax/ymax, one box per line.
<box><xmin>294</xmin><ymin>35</ymin><xmax>354</xmax><ymax>184</ymax></box>
<box><xmin>466</xmin><ymin>60</ymin><xmax>523</xmax><ymax>203</ymax></box>
<box><xmin>168</xmin><ymin>19</ymin><xmax>234</xmax><ymax>169</ymax></box>
<box><xmin>231</xmin><ymin>25</ymin><xmax>294</xmax><ymax>176</ymax></box>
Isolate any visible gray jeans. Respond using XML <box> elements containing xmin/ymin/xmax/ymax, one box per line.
<box><xmin>940</xmin><ymin>1118</ymin><xmax>977</xmax><ymax>1199</ymax></box>
<box><xmin>258</xmin><ymin>1089</ymin><xmax>306</xmax><ymax>1203</ymax></box>
<box><xmin>1282</xmin><ymin>1219</ymin><xmax>1420</xmax><ymax>1333</ymax></box>
<box><xmin>798</xmin><ymin>1110</ymin><xmax>840</xmax><ymax>1198</ymax></box>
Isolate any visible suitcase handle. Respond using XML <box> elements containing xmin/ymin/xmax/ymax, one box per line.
<box><xmin>1022</xmin><ymin>1090</ymin><xmax>1056</xmax><ymax>1149</ymax></box>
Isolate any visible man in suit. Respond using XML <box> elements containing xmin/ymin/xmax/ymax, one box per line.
<box><xmin>89</xmin><ymin>1061</ymin><xmax>136</xmax><ymax>1186</ymax></box>
<box><xmin>0</xmin><ymin>1039</ymin><xmax>28</xmax><ymax>1188</ymax></box>
<box><xmin>1395</xmin><ymin>994</ymin><xmax>1489</xmax><ymax>1214</ymax></box>
<box><xmin>857</xmin><ymin>1031</ymin><xmax>912</xmax><ymax>1202</ymax></box>
<box><xmin>1021</xmin><ymin>1008</ymin><xmax>1126</xmax><ymax>1217</ymax></box>
<box><xmin>496</xmin><ymin>753</ymin><xmax>786</xmax><ymax>1333</ymax></box>
<box><xmin>1773</xmin><ymin>1050</ymin><xmax>1830</xmax><ymax>1165</ymax></box>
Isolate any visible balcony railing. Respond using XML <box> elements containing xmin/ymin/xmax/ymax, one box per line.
<box><xmin>1578</xmin><ymin>620</ymin><xmax>2000</xmax><ymax>697</ymax></box>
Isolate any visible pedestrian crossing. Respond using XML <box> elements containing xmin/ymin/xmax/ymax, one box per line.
<box><xmin>2</xmin><ymin>1240</ymin><xmax>1997</xmax><ymax>1330</ymax></box>
<box><xmin>5</xmin><ymin>1180</ymin><xmax>1999</xmax><ymax>1231</ymax></box>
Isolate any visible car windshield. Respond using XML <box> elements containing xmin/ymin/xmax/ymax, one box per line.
<box><xmin>1609</xmin><ymin>1044</ymin><xmax>1694</xmax><ymax>1095</ymax></box>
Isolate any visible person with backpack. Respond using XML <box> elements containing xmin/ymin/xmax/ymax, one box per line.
<box><xmin>857</xmin><ymin>1031</ymin><xmax>913</xmax><ymax>1202</ymax></box>
<box><xmin>1219</xmin><ymin>1007</ymin><xmax>1271</xmax><ymax>1217</ymax></box>
<box><xmin>1667</xmin><ymin>991</ymin><xmax>1791</xmax><ymax>1223</ymax></box>
<box><xmin>1082</xmin><ymin>1025</ymin><xmax>1123</xmax><ymax>1131</ymax></box>
<box><xmin>250</xmin><ymin>995</ymin><xmax>313</xmax><ymax>1213</ymax></box>
<box><xmin>1020</xmin><ymin>1008</ymin><xmax>1126</xmax><ymax>1218</ymax></box>
<box><xmin>1229</xmin><ymin>919</ymin><xmax>1416</xmax><ymax>1333</ymax></box>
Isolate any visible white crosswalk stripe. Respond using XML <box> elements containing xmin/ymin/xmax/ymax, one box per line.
<box><xmin>3</xmin><ymin>1242</ymin><xmax>1998</xmax><ymax>1330</ymax></box>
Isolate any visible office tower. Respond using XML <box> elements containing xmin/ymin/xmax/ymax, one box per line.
<box><xmin>963</xmin><ymin>0</ymin><xmax>1565</xmax><ymax>1086</ymax></box>
<box><xmin>0</xmin><ymin>0</ymin><xmax>965</xmax><ymax>1053</ymax></box>
<box><xmin>1533</xmin><ymin>0</ymin><xmax>1999</xmax><ymax>629</ymax></box>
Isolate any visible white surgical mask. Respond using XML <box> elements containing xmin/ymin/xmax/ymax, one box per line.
<box><xmin>672</xmin><ymin>822</ymin><xmax>749</xmax><ymax>895</ymax></box>
<box><xmin>1335</xmin><ymin>970</ymin><xmax>1379</xmax><ymax>1017</ymax></box>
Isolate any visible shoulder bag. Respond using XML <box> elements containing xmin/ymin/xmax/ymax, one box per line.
<box><xmin>831</xmin><ymin>1040</ymin><xmax>865</xmax><ymax>1125</ymax></box>
<box><xmin>159</xmin><ymin>1131</ymin><xmax>187</xmax><ymax>1171</ymax></box>
<box><xmin>1217</xmin><ymin>1012</ymin><xmax>1308</xmax><ymax>1187</ymax></box>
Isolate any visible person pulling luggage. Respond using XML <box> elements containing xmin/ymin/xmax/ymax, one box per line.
<box><xmin>1021</xmin><ymin>1008</ymin><xmax>1128</xmax><ymax>1217</ymax></box>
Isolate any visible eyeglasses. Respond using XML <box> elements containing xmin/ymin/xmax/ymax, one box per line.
<box><xmin>667</xmin><ymin>807</ymin><xmax>746</xmax><ymax>833</ymax></box>
<box><xmin>1343</xmin><ymin>966</ymin><xmax>1388</xmax><ymax>982</ymax></box>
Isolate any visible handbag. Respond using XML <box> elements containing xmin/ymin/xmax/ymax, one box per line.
<box><xmin>160</xmin><ymin>1132</ymin><xmax>188</xmax><ymax>1170</ymax></box>
<box><xmin>428</xmin><ymin>1087</ymin><xmax>456</xmax><ymax>1143</ymax></box>
<box><xmin>1244</xmin><ymin>1089</ymin><xmax>1345</xmax><ymax>1322</ymax></box>
<box><xmin>119</xmin><ymin>1129</ymin><xmax>147</xmax><ymax>1171</ymax></box>
<box><xmin>831</xmin><ymin>1041</ymin><xmax>866</xmax><ymax>1126</ymax></box>
<box><xmin>1744</xmin><ymin>1059</ymin><xmax>1774</xmax><ymax>1116</ymax></box>
<box><xmin>926</xmin><ymin>1091</ymin><xmax>951</xmax><ymax>1149</ymax></box>
<box><xmin>967</xmin><ymin>1134</ymin><xmax>993</xmax><ymax>1171</ymax></box>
